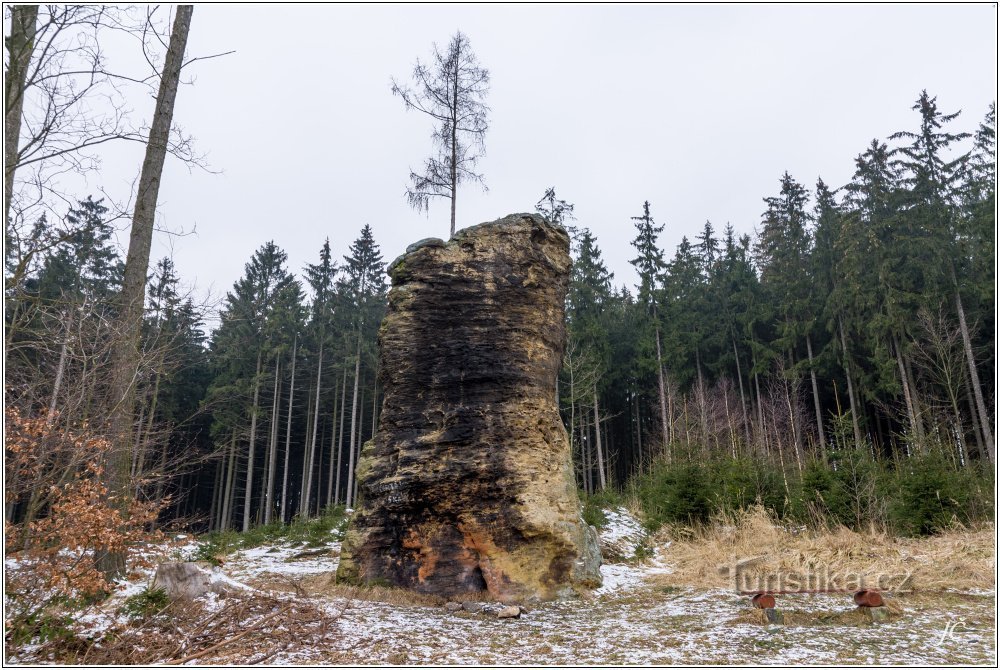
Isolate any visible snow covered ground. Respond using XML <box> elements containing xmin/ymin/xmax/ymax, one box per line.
<box><xmin>5</xmin><ymin>508</ymin><xmax>996</xmax><ymax>665</ymax></box>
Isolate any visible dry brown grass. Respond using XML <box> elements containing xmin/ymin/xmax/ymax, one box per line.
<box><xmin>649</xmin><ymin>505</ymin><xmax>996</xmax><ymax>593</ymax></box>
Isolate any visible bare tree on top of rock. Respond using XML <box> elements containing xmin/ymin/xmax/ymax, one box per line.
<box><xmin>392</xmin><ymin>31</ymin><xmax>490</xmax><ymax>238</ymax></box>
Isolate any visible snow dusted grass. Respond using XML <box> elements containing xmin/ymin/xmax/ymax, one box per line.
<box><xmin>6</xmin><ymin>507</ymin><xmax>996</xmax><ymax>665</ymax></box>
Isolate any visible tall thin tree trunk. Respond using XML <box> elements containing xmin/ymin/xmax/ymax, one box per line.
<box><xmin>299</xmin><ymin>385</ymin><xmax>314</xmax><ymax>517</ymax></box>
<box><xmin>733</xmin><ymin>336</ymin><xmax>751</xmax><ymax>447</ymax></box>
<box><xmin>696</xmin><ymin>350</ymin><xmax>708</xmax><ymax>443</ymax></box>
<box><xmin>806</xmin><ymin>334</ymin><xmax>827</xmax><ymax>459</ymax></box>
<box><xmin>893</xmin><ymin>334</ymin><xmax>919</xmax><ymax>452</ymax></box>
<box><xmin>326</xmin><ymin>371</ymin><xmax>340</xmax><ymax>507</ymax></box>
<box><xmin>221</xmin><ymin>432</ymin><xmax>236</xmax><ymax>531</ymax></box>
<box><xmin>449</xmin><ymin>60</ymin><xmax>459</xmax><ymax>237</ymax></box>
<box><xmin>46</xmin><ymin>310</ymin><xmax>74</xmax><ymax>426</ymax></box>
<box><xmin>100</xmin><ymin>5</ymin><xmax>193</xmax><ymax>579</ymax></box>
<box><xmin>334</xmin><ymin>368</ymin><xmax>347</xmax><ymax>505</ymax></box>
<box><xmin>954</xmin><ymin>283</ymin><xmax>994</xmax><ymax>463</ymax></box>
<box><xmin>211</xmin><ymin>454</ymin><xmax>225</xmax><ymax>531</ymax></box>
<box><xmin>345</xmin><ymin>335</ymin><xmax>363</xmax><ymax>508</ymax></box>
<box><xmin>782</xmin><ymin>369</ymin><xmax>803</xmax><ymax>474</ymax></box>
<box><xmin>654</xmin><ymin>326</ymin><xmax>671</xmax><ymax>461</ymax></box>
<box><xmin>280</xmin><ymin>336</ymin><xmax>297</xmax><ymax>523</ymax></box>
<box><xmin>962</xmin><ymin>364</ymin><xmax>986</xmax><ymax>460</ymax></box>
<box><xmin>839</xmin><ymin>316</ymin><xmax>863</xmax><ymax>448</ymax></box>
<box><xmin>593</xmin><ymin>386</ymin><xmax>607</xmax><ymax>491</ymax></box>
<box><xmin>3</xmin><ymin>4</ymin><xmax>37</xmax><ymax>230</ymax></box>
<box><xmin>302</xmin><ymin>345</ymin><xmax>323</xmax><ymax>516</ymax></box>
<box><xmin>264</xmin><ymin>357</ymin><xmax>281</xmax><ymax>525</ymax></box>
<box><xmin>242</xmin><ymin>350</ymin><xmax>262</xmax><ymax>531</ymax></box>
<box><xmin>353</xmin><ymin>387</ymin><xmax>365</xmax><ymax>505</ymax></box>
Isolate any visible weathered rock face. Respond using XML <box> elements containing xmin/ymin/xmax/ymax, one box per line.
<box><xmin>336</xmin><ymin>213</ymin><xmax>602</xmax><ymax>601</ymax></box>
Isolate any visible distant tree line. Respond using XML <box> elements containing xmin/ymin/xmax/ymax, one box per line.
<box><xmin>5</xmin><ymin>91</ymin><xmax>994</xmax><ymax>536</ymax></box>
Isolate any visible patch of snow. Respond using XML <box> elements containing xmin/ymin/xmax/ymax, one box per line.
<box><xmin>595</xmin><ymin>563</ymin><xmax>645</xmax><ymax>594</ymax></box>
<box><xmin>226</xmin><ymin>543</ymin><xmax>340</xmax><ymax>582</ymax></box>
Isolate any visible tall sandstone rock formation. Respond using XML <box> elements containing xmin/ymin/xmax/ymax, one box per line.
<box><xmin>337</xmin><ymin>214</ymin><xmax>602</xmax><ymax>601</ymax></box>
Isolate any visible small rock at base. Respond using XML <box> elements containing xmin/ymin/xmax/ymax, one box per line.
<box><xmin>445</xmin><ymin>602</ymin><xmax>463</xmax><ymax>612</ymax></box>
<box><xmin>862</xmin><ymin>606</ymin><xmax>891</xmax><ymax>623</ymax></box>
<box><xmin>498</xmin><ymin>606</ymin><xmax>522</xmax><ymax>619</ymax></box>
<box><xmin>461</xmin><ymin>601</ymin><xmax>484</xmax><ymax>614</ymax></box>
<box><xmin>763</xmin><ymin>608</ymin><xmax>783</xmax><ymax>624</ymax></box>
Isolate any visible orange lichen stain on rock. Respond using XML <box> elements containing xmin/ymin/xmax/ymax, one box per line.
<box><xmin>460</xmin><ymin>525</ymin><xmax>507</xmax><ymax>594</ymax></box>
<box><xmin>402</xmin><ymin>529</ymin><xmax>439</xmax><ymax>584</ymax></box>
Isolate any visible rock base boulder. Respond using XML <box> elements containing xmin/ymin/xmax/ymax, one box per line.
<box><xmin>337</xmin><ymin>214</ymin><xmax>602</xmax><ymax>601</ymax></box>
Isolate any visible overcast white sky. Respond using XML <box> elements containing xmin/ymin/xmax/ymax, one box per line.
<box><xmin>87</xmin><ymin>4</ymin><xmax>997</xmax><ymax>321</ymax></box>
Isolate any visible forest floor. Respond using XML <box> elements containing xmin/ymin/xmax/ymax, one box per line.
<box><xmin>5</xmin><ymin>508</ymin><xmax>996</xmax><ymax>665</ymax></box>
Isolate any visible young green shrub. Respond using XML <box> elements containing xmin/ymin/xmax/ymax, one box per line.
<box><xmin>119</xmin><ymin>587</ymin><xmax>170</xmax><ymax>620</ymax></box>
<box><xmin>636</xmin><ymin>460</ymin><xmax>712</xmax><ymax>530</ymax></box>
<box><xmin>889</xmin><ymin>452</ymin><xmax>982</xmax><ymax>536</ymax></box>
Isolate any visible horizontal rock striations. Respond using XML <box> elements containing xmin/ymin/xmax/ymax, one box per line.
<box><xmin>336</xmin><ymin>213</ymin><xmax>602</xmax><ymax>601</ymax></box>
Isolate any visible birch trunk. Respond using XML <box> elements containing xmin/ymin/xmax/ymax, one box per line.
<box><xmin>806</xmin><ymin>333</ymin><xmax>827</xmax><ymax>459</ymax></box>
<box><xmin>593</xmin><ymin>387</ymin><xmax>607</xmax><ymax>491</ymax></box>
<box><xmin>893</xmin><ymin>334</ymin><xmax>919</xmax><ymax>452</ymax></box>
<box><xmin>954</xmin><ymin>283</ymin><xmax>994</xmax><ymax>462</ymax></box>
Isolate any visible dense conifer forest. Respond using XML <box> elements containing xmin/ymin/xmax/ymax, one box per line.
<box><xmin>6</xmin><ymin>90</ymin><xmax>994</xmax><ymax>537</ymax></box>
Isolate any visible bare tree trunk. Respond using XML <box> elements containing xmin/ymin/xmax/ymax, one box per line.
<box><xmin>782</xmin><ymin>369</ymin><xmax>803</xmax><ymax>474</ymax></box>
<box><xmin>962</xmin><ymin>364</ymin><xmax>986</xmax><ymax>460</ymax></box>
<box><xmin>345</xmin><ymin>335</ymin><xmax>363</xmax><ymax>508</ymax></box>
<box><xmin>839</xmin><ymin>316</ymin><xmax>863</xmax><ymax>449</ymax></box>
<box><xmin>449</xmin><ymin>59</ymin><xmax>458</xmax><ymax>237</ymax></box>
<box><xmin>46</xmin><ymin>309</ymin><xmax>74</xmax><ymax>426</ymax></box>
<box><xmin>242</xmin><ymin>350</ymin><xmax>262</xmax><ymax>531</ymax></box>
<box><xmin>210</xmin><ymin>455</ymin><xmax>223</xmax><ymax>531</ymax></box>
<box><xmin>264</xmin><ymin>357</ymin><xmax>281</xmax><ymax>525</ymax></box>
<box><xmin>3</xmin><ymin>4</ymin><xmax>37</xmax><ymax>230</ymax></box>
<box><xmin>593</xmin><ymin>387</ymin><xmax>607</xmax><ymax>491</ymax></box>
<box><xmin>334</xmin><ymin>368</ymin><xmax>347</xmax><ymax>505</ymax></box>
<box><xmin>280</xmin><ymin>336</ymin><xmax>296</xmax><ymax>523</ymax></box>
<box><xmin>326</xmin><ymin>370</ymin><xmax>340</xmax><ymax>507</ymax></box>
<box><xmin>954</xmin><ymin>284</ymin><xmax>994</xmax><ymax>463</ymax></box>
<box><xmin>806</xmin><ymin>334</ymin><xmax>827</xmax><ymax>459</ymax></box>
<box><xmin>733</xmin><ymin>336</ymin><xmax>751</xmax><ymax>447</ymax></box>
<box><xmin>302</xmin><ymin>345</ymin><xmax>323</xmax><ymax>516</ymax></box>
<box><xmin>353</xmin><ymin>387</ymin><xmax>365</xmax><ymax>505</ymax></box>
<box><xmin>100</xmin><ymin>5</ymin><xmax>192</xmax><ymax>579</ymax></box>
<box><xmin>654</xmin><ymin>326</ymin><xmax>671</xmax><ymax>461</ymax></box>
<box><xmin>568</xmin><ymin>362</ymin><xmax>576</xmax><ymax>469</ymax></box>
<box><xmin>893</xmin><ymin>334</ymin><xmax>919</xmax><ymax>452</ymax></box>
<box><xmin>696</xmin><ymin>350</ymin><xmax>708</xmax><ymax>444</ymax></box>
<box><xmin>299</xmin><ymin>385</ymin><xmax>314</xmax><ymax>517</ymax></box>
<box><xmin>634</xmin><ymin>394</ymin><xmax>643</xmax><ymax>473</ymax></box>
<box><xmin>221</xmin><ymin>432</ymin><xmax>236</xmax><ymax>531</ymax></box>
